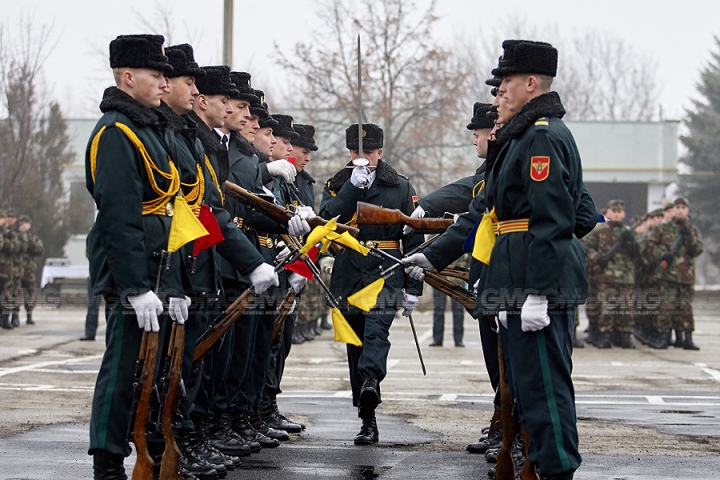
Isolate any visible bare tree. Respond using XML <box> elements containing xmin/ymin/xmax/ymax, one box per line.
<box><xmin>0</xmin><ymin>16</ymin><xmax>74</xmax><ymax>258</ymax></box>
<box><xmin>275</xmin><ymin>0</ymin><xmax>473</xmax><ymax>195</ymax></box>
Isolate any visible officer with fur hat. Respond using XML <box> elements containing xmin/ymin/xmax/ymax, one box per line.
<box><xmin>86</xmin><ymin>33</ymin><xmax>188</xmax><ymax>479</ymax></box>
<box><xmin>406</xmin><ymin>40</ymin><xmax>597</xmax><ymax>479</ymax></box>
<box><xmin>319</xmin><ymin>123</ymin><xmax>424</xmax><ymax>445</ymax></box>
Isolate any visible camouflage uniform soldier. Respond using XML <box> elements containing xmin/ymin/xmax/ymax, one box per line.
<box><xmin>581</xmin><ymin>212</ymin><xmax>604</xmax><ymax>346</ymax></box>
<box><xmin>632</xmin><ymin>209</ymin><xmax>664</xmax><ymax>347</ymax></box>
<box><xmin>644</xmin><ymin>197</ymin><xmax>703</xmax><ymax>350</ymax></box>
<box><xmin>1</xmin><ymin>208</ymin><xmax>15</xmax><ymax>330</ymax></box>
<box><xmin>17</xmin><ymin>216</ymin><xmax>44</xmax><ymax>325</ymax></box>
<box><xmin>5</xmin><ymin>209</ymin><xmax>24</xmax><ymax>328</ymax></box>
<box><xmin>583</xmin><ymin>200</ymin><xmax>640</xmax><ymax>349</ymax></box>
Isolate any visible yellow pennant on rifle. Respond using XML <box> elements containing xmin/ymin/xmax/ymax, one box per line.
<box><xmin>472</xmin><ymin>206</ymin><xmax>497</xmax><ymax>265</ymax></box>
<box><xmin>331</xmin><ymin>307</ymin><xmax>362</xmax><ymax>346</ymax></box>
<box><xmin>347</xmin><ymin>278</ymin><xmax>384</xmax><ymax>312</ymax></box>
<box><xmin>167</xmin><ymin>196</ymin><xmax>210</xmax><ymax>253</ymax></box>
<box><xmin>300</xmin><ymin>218</ymin><xmax>337</xmax><ymax>255</ymax></box>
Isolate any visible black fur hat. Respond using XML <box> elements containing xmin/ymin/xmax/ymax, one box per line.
<box><xmin>292</xmin><ymin>124</ymin><xmax>318</xmax><ymax>151</ymax></box>
<box><xmin>486</xmin><ymin>73</ymin><xmax>502</xmax><ymax>97</ymax></box>
<box><xmin>259</xmin><ymin>112</ymin><xmax>279</xmax><ymax>130</ymax></box>
<box><xmin>196</xmin><ymin>66</ymin><xmax>240</xmax><ymax>97</ymax></box>
<box><xmin>466</xmin><ymin>103</ymin><xmax>495</xmax><ymax>130</ymax></box>
<box><xmin>346</xmin><ymin>123</ymin><xmax>383</xmax><ymax>150</ymax></box>
<box><xmin>165</xmin><ymin>44</ymin><xmax>205</xmax><ymax>79</ymax></box>
<box><xmin>229</xmin><ymin>71</ymin><xmax>258</xmax><ymax>103</ymax></box>
<box><xmin>249</xmin><ymin>89</ymin><xmax>270</xmax><ymax>119</ymax></box>
<box><xmin>271</xmin><ymin>114</ymin><xmax>300</xmax><ymax>142</ymax></box>
<box><xmin>491</xmin><ymin>40</ymin><xmax>557</xmax><ymax>78</ymax></box>
<box><xmin>109</xmin><ymin>34</ymin><xmax>172</xmax><ymax>72</ymax></box>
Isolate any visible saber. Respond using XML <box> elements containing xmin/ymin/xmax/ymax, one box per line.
<box><xmin>357</xmin><ymin>34</ymin><xmax>363</xmax><ymax>159</ymax></box>
<box><xmin>408</xmin><ymin>314</ymin><xmax>426</xmax><ymax>375</ymax></box>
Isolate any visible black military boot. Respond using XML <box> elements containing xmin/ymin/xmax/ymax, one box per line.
<box><xmin>291</xmin><ymin>326</ymin><xmax>305</xmax><ymax>344</ymax></box>
<box><xmin>249</xmin><ymin>409</ymin><xmax>289</xmax><ymax>441</ymax></box>
<box><xmin>683</xmin><ymin>330</ymin><xmax>700</xmax><ymax>350</ymax></box>
<box><xmin>594</xmin><ymin>331</ymin><xmax>612</xmax><ymax>349</ymax></box>
<box><xmin>572</xmin><ymin>325</ymin><xmax>584</xmax><ymax>348</ymax></box>
<box><xmin>354</xmin><ymin>414</ymin><xmax>379</xmax><ymax>445</ymax></box>
<box><xmin>617</xmin><ymin>332</ymin><xmax>636</xmax><ymax>349</ymax></box>
<box><xmin>207</xmin><ymin>413</ymin><xmax>251</xmax><ymax>457</ymax></box>
<box><xmin>358</xmin><ymin>377</ymin><xmax>380</xmax><ymax>418</ymax></box>
<box><xmin>466</xmin><ymin>428</ymin><xmax>502</xmax><ymax>454</ymax></box>
<box><xmin>633</xmin><ymin>325</ymin><xmax>647</xmax><ymax>345</ymax></box>
<box><xmin>302</xmin><ymin>322</ymin><xmax>316</xmax><ymax>341</ymax></box>
<box><xmin>176</xmin><ymin>429</ymin><xmax>222</xmax><ymax>479</ymax></box>
<box><xmin>228</xmin><ymin>412</ymin><xmax>263</xmax><ymax>452</ymax></box>
<box><xmin>585</xmin><ymin>327</ymin><xmax>597</xmax><ymax>346</ymax></box>
<box><xmin>320</xmin><ymin>314</ymin><xmax>332</xmax><ymax>330</ymax></box>
<box><xmin>258</xmin><ymin>397</ymin><xmax>303</xmax><ymax>433</ymax></box>
<box><xmin>26</xmin><ymin>311</ymin><xmax>35</xmax><ymax>325</ymax></box>
<box><xmin>10</xmin><ymin>310</ymin><xmax>20</xmax><ymax>327</ymax></box>
<box><xmin>1</xmin><ymin>311</ymin><xmax>13</xmax><ymax>330</ymax></box>
<box><xmin>197</xmin><ymin>417</ymin><xmax>241</xmax><ymax>470</ymax></box>
<box><xmin>93</xmin><ymin>451</ymin><xmax>127</xmax><ymax>480</ymax></box>
<box><xmin>672</xmin><ymin>329</ymin><xmax>685</xmax><ymax>348</ymax></box>
<box><xmin>273</xmin><ymin>397</ymin><xmax>306</xmax><ymax>430</ymax></box>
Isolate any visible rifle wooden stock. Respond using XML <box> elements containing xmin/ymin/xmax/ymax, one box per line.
<box><xmin>355</xmin><ymin>201</ymin><xmax>454</xmax><ymax>233</ymax></box>
<box><xmin>272</xmin><ymin>290</ymin><xmax>297</xmax><ymax>342</ymax></box>
<box><xmin>159</xmin><ymin>323</ymin><xmax>184</xmax><ymax>480</ymax></box>
<box><xmin>438</xmin><ymin>265</ymin><xmax>470</xmax><ymax>282</ymax></box>
<box><xmin>495</xmin><ymin>334</ymin><xmax>516</xmax><ymax>480</ymax></box>
<box><xmin>224</xmin><ymin>181</ymin><xmax>359</xmax><ymax>237</ymax></box>
<box><xmin>519</xmin><ymin>426</ymin><xmax>538</xmax><ymax>480</ymax></box>
<box><xmin>423</xmin><ymin>272</ymin><xmax>476</xmax><ymax>314</ymax></box>
<box><xmin>193</xmin><ymin>289</ymin><xmax>254</xmax><ymax>362</ymax></box>
<box><xmin>132</xmin><ymin>331</ymin><xmax>160</xmax><ymax>480</ymax></box>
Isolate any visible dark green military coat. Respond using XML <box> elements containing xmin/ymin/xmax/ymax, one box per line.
<box><xmin>186</xmin><ymin>112</ymin><xmax>265</xmax><ymax>289</ymax></box>
<box><xmin>481</xmin><ymin>92</ymin><xmax>595</xmax><ymax>310</ymax></box>
<box><xmin>417</xmin><ymin>166</ymin><xmax>485</xmax><ymax>217</ymax></box>
<box><xmin>85</xmin><ymin>87</ymin><xmax>183</xmax><ymax>298</ymax></box>
<box><xmin>319</xmin><ymin>160</ymin><xmax>423</xmax><ymax>313</ymax></box>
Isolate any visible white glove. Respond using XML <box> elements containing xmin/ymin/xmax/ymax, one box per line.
<box><xmin>402</xmin><ymin>293</ymin><xmax>419</xmax><ymax>317</ymax></box>
<box><xmin>288</xmin><ymin>272</ymin><xmax>307</xmax><ymax>292</ymax></box>
<box><xmin>168</xmin><ymin>296</ymin><xmax>191</xmax><ymax>325</ymax></box>
<box><xmin>288</xmin><ymin>214</ymin><xmax>311</xmax><ymax>236</ymax></box>
<box><xmin>520</xmin><ymin>294</ymin><xmax>550</xmax><ymax>332</ymax></box>
<box><xmin>350</xmin><ymin>165</ymin><xmax>371</xmax><ymax>188</ymax></box>
<box><xmin>296</xmin><ymin>205</ymin><xmax>316</xmax><ymax>220</ymax></box>
<box><xmin>497</xmin><ymin>311</ymin><xmax>507</xmax><ymax>329</ymax></box>
<box><xmin>319</xmin><ymin>256</ymin><xmax>335</xmax><ymax>275</ymax></box>
<box><xmin>403</xmin><ymin>205</ymin><xmax>426</xmax><ymax>235</ymax></box>
<box><xmin>275</xmin><ymin>242</ymin><xmax>292</xmax><ymax>264</ymax></box>
<box><xmin>266</xmin><ymin>159</ymin><xmax>297</xmax><ymax>183</ymax></box>
<box><xmin>288</xmin><ymin>299</ymin><xmax>297</xmax><ymax>315</ymax></box>
<box><xmin>402</xmin><ymin>253</ymin><xmax>436</xmax><ymax>281</ymax></box>
<box><xmin>248</xmin><ymin>262</ymin><xmax>279</xmax><ymax>295</ymax></box>
<box><xmin>128</xmin><ymin>291</ymin><xmax>163</xmax><ymax>332</ymax></box>
<box><xmin>473</xmin><ymin>279</ymin><xmax>480</xmax><ymax>295</ymax></box>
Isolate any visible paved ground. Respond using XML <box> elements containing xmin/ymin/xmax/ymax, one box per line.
<box><xmin>1</xmin><ymin>294</ymin><xmax>720</xmax><ymax>478</ymax></box>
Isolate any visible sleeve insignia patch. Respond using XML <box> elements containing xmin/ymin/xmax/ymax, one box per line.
<box><xmin>530</xmin><ymin>156</ymin><xmax>550</xmax><ymax>182</ymax></box>
<box><xmin>412</xmin><ymin>195</ymin><xmax>418</xmax><ymax>208</ymax></box>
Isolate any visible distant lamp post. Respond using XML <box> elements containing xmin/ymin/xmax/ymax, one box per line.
<box><xmin>223</xmin><ymin>0</ymin><xmax>233</xmax><ymax>68</ymax></box>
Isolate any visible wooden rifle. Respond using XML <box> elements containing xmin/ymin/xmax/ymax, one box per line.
<box><xmin>131</xmin><ymin>331</ymin><xmax>160</xmax><ymax>480</ymax></box>
<box><xmin>423</xmin><ymin>272</ymin><xmax>476</xmax><ymax>315</ymax></box>
<box><xmin>224</xmin><ymin>181</ymin><xmax>359</xmax><ymax>237</ymax></box>
<box><xmin>272</xmin><ymin>290</ymin><xmax>297</xmax><ymax>342</ymax></box>
<box><xmin>494</xmin><ymin>334</ymin><xmax>516</xmax><ymax>480</ymax></box>
<box><xmin>355</xmin><ymin>201</ymin><xmax>454</xmax><ymax>233</ymax></box>
<box><xmin>193</xmin><ymin>289</ymin><xmax>255</xmax><ymax>362</ymax></box>
<box><xmin>158</xmin><ymin>320</ymin><xmax>185</xmax><ymax>480</ymax></box>
<box><xmin>438</xmin><ymin>265</ymin><xmax>470</xmax><ymax>282</ymax></box>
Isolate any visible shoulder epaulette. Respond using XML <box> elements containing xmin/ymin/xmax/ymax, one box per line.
<box><xmin>398</xmin><ymin>173</ymin><xmax>408</xmax><ymax>180</ymax></box>
<box><xmin>534</xmin><ymin>117</ymin><xmax>549</xmax><ymax>131</ymax></box>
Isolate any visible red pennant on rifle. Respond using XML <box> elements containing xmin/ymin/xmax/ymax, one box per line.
<box><xmin>284</xmin><ymin>245</ymin><xmax>319</xmax><ymax>279</ymax></box>
<box><xmin>193</xmin><ymin>204</ymin><xmax>225</xmax><ymax>256</ymax></box>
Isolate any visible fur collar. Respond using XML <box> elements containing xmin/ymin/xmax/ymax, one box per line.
<box><xmin>157</xmin><ymin>101</ymin><xmax>188</xmax><ymax>132</ymax></box>
<box><xmin>186</xmin><ymin>110</ymin><xmax>221</xmax><ymax>154</ymax></box>
<box><xmin>327</xmin><ymin>159</ymin><xmax>399</xmax><ymax>192</ymax></box>
<box><xmin>99</xmin><ymin>87</ymin><xmax>160</xmax><ymax>127</ymax></box>
<box><xmin>495</xmin><ymin>92</ymin><xmax>566</xmax><ymax>144</ymax></box>
<box><xmin>231</xmin><ymin>131</ymin><xmax>256</xmax><ymax>156</ymax></box>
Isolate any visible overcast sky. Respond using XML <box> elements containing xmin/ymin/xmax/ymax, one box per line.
<box><xmin>3</xmin><ymin>0</ymin><xmax>719</xmax><ymax>120</ymax></box>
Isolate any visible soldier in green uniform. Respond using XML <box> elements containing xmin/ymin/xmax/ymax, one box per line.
<box><xmin>0</xmin><ymin>208</ymin><xmax>14</xmax><ymax>330</ymax></box>
<box><xmin>16</xmin><ymin>216</ymin><xmax>44</xmax><ymax>325</ymax></box>
<box><xmin>643</xmin><ymin>197</ymin><xmax>703</xmax><ymax>350</ymax></box>
<box><xmin>85</xmin><ymin>34</ymin><xmax>188</xmax><ymax>479</ymax></box>
<box><xmin>319</xmin><ymin>123</ymin><xmax>424</xmax><ymax>445</ymax></box>
<box><xmin>582</xmin><ymin>200</ymin><xmax>640</xmax><ymax>349</ymax></box>
<box><xmin>5</xmin><ymin>209</ymin><xmax>23</xmax><ymax>328</ymax></box>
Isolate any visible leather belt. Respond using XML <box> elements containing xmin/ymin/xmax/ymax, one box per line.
<box><xmin>358</xmin><ymin>240</ymin><xmax>400</xmax><ymax>249</ymax></box>
<box><xmin>495</xmin><ymin>219</ymin><xmax>529</xmax><ymax>235</ymax></box>
<box><xmin>146</xmin><ymin>202</ymin><xmax>175</xmax><ymax>216</ymax></box>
